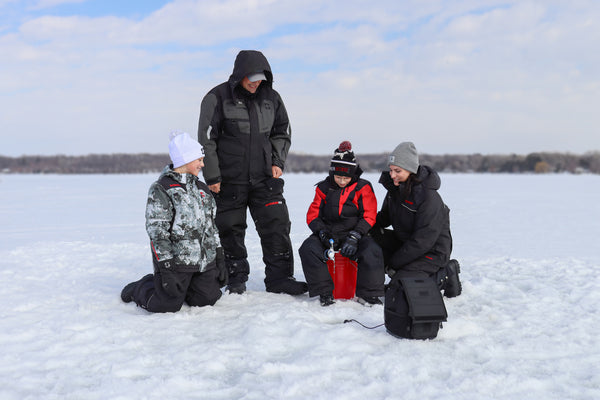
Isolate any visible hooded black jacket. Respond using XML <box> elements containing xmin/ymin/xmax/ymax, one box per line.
<box><xmin>198</xmin><ymin>50</ymin><xmax>291</xmax><ymax>185</ymax></box>
<box><xmin>376</xmin><ymin>166</ymin><xmax>452</xmax><ymax>272</ymax></box>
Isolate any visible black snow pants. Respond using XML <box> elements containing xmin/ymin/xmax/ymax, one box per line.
<box><xmin>214</xmin><ymin>177</ymin><xmax>294</xmax><ymax>289</ymax></box>
<box><xmin>299</xmin><ymin>233</ymin><xmax>385</xmax><ymax>298</ymax></box>
<box><xmin>131</xmin><ymin>264</ymin><xmax>222</xmax><ymax>313</ymax></box>
<box><xmin>372</xmin><ymin>228</ymin><xmax>449</xmax><ymax>287</ymax></box>
<box><xmin>372</xmin><ymin>228</ymin><xmax>447</xmax><ymax>275</ymax></box>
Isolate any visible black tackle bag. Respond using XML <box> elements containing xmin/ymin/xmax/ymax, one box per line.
<box><xmin>384</xmin><ymin>276</ymin><xmax>448</xmax><ymax>340</ymax></box>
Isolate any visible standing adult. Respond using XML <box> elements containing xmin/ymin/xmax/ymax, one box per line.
<box><xmin>299</xmin><ymin>141</ymin><xmax>385</xmax><ymax>306</ymax></box>
<box><xmin>372</xmin><ymin>142</ymin><xmax>462</xmax><ymax>297</ymax></box>
<box><xmin>198</xmin><ymin>50</ymin><xmax>307</xmax><ymax>295</ymax></box>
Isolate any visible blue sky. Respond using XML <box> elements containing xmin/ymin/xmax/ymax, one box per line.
<box><xmin>2</xmin><ymin>0</ymin><xmax>167</xmax><ymax>22</ymax></box>
<box><xmin>1</xmin><ymin>0</ymin><xmax>599</xmax><ymax>156</ymax></box>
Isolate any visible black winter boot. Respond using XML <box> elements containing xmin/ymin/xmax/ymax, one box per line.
<box><xmin>357</xmin><ymin>296</ymin><xmax>383</xmax><ymax>306</ymax></box>
<box><xmin>121</xmin><ymin>282</ymin><xmax>136</xmax><ymax>303</ymax></box>
<box><xmin>319</xmin><ymin>294</ymin><xmax>335</xmax><ymax>306</ymax></box>
<box><xmin>266</xmin><ymin>277</ymin><xmax>308</xmax><ymax>295</ymax></box>
<box><xmin>444</xmin><ymin>259</ymin><xmax>462</xmax><ymax>298</ymax></box>
<box><xmin>120</xmin><ymin>273</ymin><xmax>153</xmax><ymax>303</ymax></box>
<box><xmin>226</xmin><ymin>282</ymin><xmax>246</xmax><ymax>295</ymax></box>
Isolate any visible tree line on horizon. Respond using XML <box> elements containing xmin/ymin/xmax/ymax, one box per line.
<box><xmin>1</xmin><ymin>151</ymin><xmax>599</xmax><ymax>174</ymax></box>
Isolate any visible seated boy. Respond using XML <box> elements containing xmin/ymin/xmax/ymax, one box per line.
<box><xmin>299</xmin><ymin>141</ymin><xmax>385</xmax><ymax>306</ymax></box>
<box><xmin>120</xmin><ymin>131</ymin><xmax>227</xmax><ymax>312</ymax></box>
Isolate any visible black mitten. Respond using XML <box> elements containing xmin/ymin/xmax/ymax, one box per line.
<box><xmin>340</xmin><ymin>230</ymin><xmax>361</xmax><ymax>258</ymax></box>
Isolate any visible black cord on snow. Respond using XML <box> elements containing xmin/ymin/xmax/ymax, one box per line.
<box><xmin>343</xmin><ymin>319</ymin><xmax>385</xmax><ymax>329</ymax></box>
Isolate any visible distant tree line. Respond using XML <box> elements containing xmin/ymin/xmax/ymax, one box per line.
<box><xmin>1</xmin><ymin>151</ymin><xmax>599</xmax><ymax>174</ymax></box>
<box><xmin>0</xmin><ymin>153</ymin><xmax>172</xmax><ymax>174</ymax></box>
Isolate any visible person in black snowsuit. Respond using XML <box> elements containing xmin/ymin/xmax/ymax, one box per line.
<box><xmin>299</xmin><ymin>141</ymin><xmax>385</xmax><ymax>306</ymax></box>
<box><xmin>120</xmin><ymin>131</ymin><xmax>227</xmax><ymax>312</ymax></box>
<box><xmin>198</xmin><ymin>50</ymin><xmax>307</xmax><ymax>295</ymax></box>
<box><xmin>371</xmin><ymin>142</ymin><xmax>461</xmax><ymax>297</ymax></box>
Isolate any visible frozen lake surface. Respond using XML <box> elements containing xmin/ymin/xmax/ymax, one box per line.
<box><xmin>0</xmin><ymin>172</ymin><xmax>599</xmax><ymax>399</ymax></box>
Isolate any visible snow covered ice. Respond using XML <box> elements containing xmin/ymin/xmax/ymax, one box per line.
<box><xmin>1</xmin><ymin>172</ymin><xmax>599</xmax><ymax>400</ymax></box>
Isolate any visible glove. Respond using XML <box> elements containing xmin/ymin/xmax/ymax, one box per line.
<box><xmin>215</xmin><ymin>247</ymin><xmax>228</xmax><ymax>287</ymax></box>
<box><xmin>319</xmin><ymin>230</ymin><xmax>337</xmax><ymax>249</ymax></box>
<box><xmin>340</xmin><ymin>230</ymin><xmax>361</xmax><ymax>258</ymax></box>
<box><xmin>385</xmin><ymin>266</ymin><xmax>398</xmax><ymax>278</ymax></box>
<box><xmin>159</xmin><ymin>265</ymin><xmax>184</xmax><ymax>298</ymax></box>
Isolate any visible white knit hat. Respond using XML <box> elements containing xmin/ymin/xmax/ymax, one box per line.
<box><xmin>168</xmin><ymin>131</ymin><xmax>205</xmax><ymax>168</ymax></box>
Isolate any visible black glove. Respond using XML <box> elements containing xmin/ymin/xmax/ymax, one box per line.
<box><xmin>159</xmin><ymin>264</ymin><xmax>184</xmax><ymax>298</ymax></box>
<box><xmin>215</xmin><ymin>247</ymin><xmax>228</xmax><ymax>288</ymax></box>
<box><xmin>340</xmin><ymin>230</ymin><xmax>361</xmax><ymax>258</ymax></box>
<box><xmin>319</xmin><ymin>230</ymin><xmax>337</xmax><ymax>249</ymax></box>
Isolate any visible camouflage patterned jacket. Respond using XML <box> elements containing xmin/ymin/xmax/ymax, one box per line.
<box><xmin>146</xmin><ymin>166</ymin><xmax>221</xmax><ymax>273</ymax></box>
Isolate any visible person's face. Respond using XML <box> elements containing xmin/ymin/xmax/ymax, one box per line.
<box><xmin>334</xmin><ymin>175</ymin><xmax>351</xmax><ymax>188</ymax></box>
<box><xmin>389</xmin><ymin>165</ymin><xmax>411</xmax><ymax>185</ymax></box>
<box><xmin>241</xmin><ymin>76</ymin><xmax>262</xmax><ymax>93</ymax></box>
<box><xmin>183</xmin><ymin>158</ymin><xmax>204</xmax><ymax>177</ymax></box>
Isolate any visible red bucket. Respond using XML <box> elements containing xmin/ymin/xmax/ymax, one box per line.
<box><xmin>327</xmin><ymin>253</ymin><xmax>358</xmax><ymax>299</ymax></box>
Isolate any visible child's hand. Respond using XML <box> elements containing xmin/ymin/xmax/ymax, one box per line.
<box><xmin>340</xmin><ymin>231</ymin><xmax>361</xmax><ymax>258</ymax></box>
<box><xmin>319</xmin><ymin>230</ymin><xmax>337</xmax><ymax>249</ymax></box>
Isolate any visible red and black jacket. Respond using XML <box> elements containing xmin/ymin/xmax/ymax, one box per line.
<box><xmin>306</xmin><ymin>168</ymin><xmax>377</xmax><ymax>245</ymax></box>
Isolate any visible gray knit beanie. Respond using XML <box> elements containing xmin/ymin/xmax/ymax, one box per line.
<box><xmin>389</xmin><ymin>142</ymin><xmax>419</xmax><ymax>174</ymax></box>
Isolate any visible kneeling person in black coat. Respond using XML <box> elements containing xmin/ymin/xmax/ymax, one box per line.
<box><xmin>372</xmin><ymin>142</ymin><xmax>461</xmax><ymax>298</ymax></box>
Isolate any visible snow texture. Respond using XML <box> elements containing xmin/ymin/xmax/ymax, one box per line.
<box><xmin>0</xmin><ymin>172</ymin><xmax>599</xmax><ymax>400</ymax></box>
